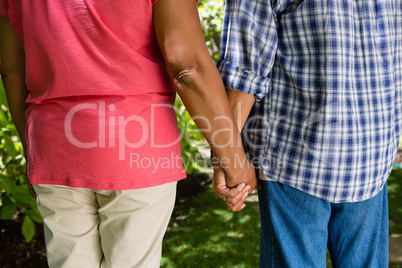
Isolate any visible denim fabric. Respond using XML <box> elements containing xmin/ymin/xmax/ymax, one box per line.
<box><xmin>258</xmin><ymin>181</ymin><xmax>388</xmax><ymax>268</ymax></box>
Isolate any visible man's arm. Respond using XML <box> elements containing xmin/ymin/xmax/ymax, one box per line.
<box><xmin>213</xmin><ymin>89</ymin><xmax>258</xmax><ymax>208</ymax></box>
<box><xmin>226</xmin><ymin>89</ymin><xmax>255</xmax><ymax>132</ymax></box>
<box><xmin>153</xmin><ymin>0</ymin><xmax>258</xmax><ymax>200</ymax></box>
<box><xmin>0</xmin><ymin>15</ymin><xmax>29</xmax><ymax>150</ymax></box>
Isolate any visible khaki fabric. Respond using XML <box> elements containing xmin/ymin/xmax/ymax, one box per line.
<box><xmin>33</xmin><ymin>182</ymin><xmax>177</xmax><ymax>268</ymax></box>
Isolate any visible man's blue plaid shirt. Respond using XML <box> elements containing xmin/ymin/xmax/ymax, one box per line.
<box><xmin>217</xmin><ymin>0</ymin><xmax>402</xmax><ymax>202</ymax></box>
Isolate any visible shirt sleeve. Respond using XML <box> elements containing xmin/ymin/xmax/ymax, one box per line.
<box><xmin>217</xmin><ymin>0</ymin><xmax>279</xmax><ymax>100</ymax></box>
<box><xmin>0</xmin><ymin>0</ymin><xmax>9</xmax><ymax>20</ymax></box>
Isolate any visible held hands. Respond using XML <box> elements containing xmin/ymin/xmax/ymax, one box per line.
<box><xmin>213</xmin><ymin>167</ymin><xmax>250</xmax><ymax>211</ymax></box>
<box><xmin>213</xmin><ymin>159</ymin><xmax>259</xmax><ymax>212</ymax></box>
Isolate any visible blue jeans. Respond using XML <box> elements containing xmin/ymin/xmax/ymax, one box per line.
<box><xmin>258</xmin><ymin>181</ymin><xmax>388</xmax><ymax>268</ymax></box>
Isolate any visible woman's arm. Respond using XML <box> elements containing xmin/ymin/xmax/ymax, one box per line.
<box><xmin>0</xmin><ymin>15</ymin><xmax>29</xmax><ymax>150</ymax></box>
<box><xmin>153</xmin><ymin>0</ymin><xmax>257</xmax><ymax>209</ymax></box>
<box><xmin>0</xmin><ymin>15</ymin><xmax>36</xmax><ymax>197</ymax></box>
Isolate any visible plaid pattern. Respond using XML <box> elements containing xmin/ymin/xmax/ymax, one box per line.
<box><xmin>217</xmin><ymin>0</ymin><xmax>402</xmax><ymax>202</ymax></box>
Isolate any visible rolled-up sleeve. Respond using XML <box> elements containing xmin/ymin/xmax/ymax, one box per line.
<box><xmin>0</xmin><ymin>0</ymin><xmax>9</xmax><ymax>19</ymax></box>
<box><xmin>217</xmin><ymin>0</ymin><xmax>279</xmax><ymax>100</ymax></box>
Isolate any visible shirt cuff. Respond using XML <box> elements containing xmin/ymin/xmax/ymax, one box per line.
<box><xmin>0</xmin><ymin>1</ymin><xmax>9</xmax><ymax>20</ymax></box>
<box><xmin>217</xmin><ymin>60</ymin><xmax>271</xmax><ymax>101</ymax></box>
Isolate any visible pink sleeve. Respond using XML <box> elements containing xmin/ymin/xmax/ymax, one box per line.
<box><xmin>152</xmin><ymin>0</ymin><xmax>198</xmax><ymax>6</ymax></box>
<box><xmin>0</xmin><ymin>0</ymin><xmax>9</xmax><ymax>20</ymax></box>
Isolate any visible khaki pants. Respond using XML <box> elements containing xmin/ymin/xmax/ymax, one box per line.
<box><xmin>33</xmin><ymin>182</ymin><xmax>177</xmax><ymax>268</ymax></box>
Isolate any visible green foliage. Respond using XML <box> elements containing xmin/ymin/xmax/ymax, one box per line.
<box><xmin>198</xmin><ymin>0</ymin><xmax>225</xmax><ymax>62</ymax></box>
<box><xmin>175</xmin><ymin>97</ymin><xmax>209</xmax><ymax>174</ymax></box>
<box><xmin>0</xmin><ymin>79</ymin><xmax>42</xmax><ymax>243</ymax></box>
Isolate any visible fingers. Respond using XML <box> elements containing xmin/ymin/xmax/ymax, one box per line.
<box><xmin>213</xmin><ymin>167</ymin><xmax>229</xmax><ymax>199</ymax></box>
<box><xmin>213</xmin><ymin>166</ymin><xmax>252</xmax><ymax>212</ymax></box>
<box><xmin>225</xmin><ymin>185</ymin><xmax>250</xmax><ymax>211</ymax></box>
<box><xmin>221</xmin><ymin>183</ymin><xmax>251</xmax><ymax>212</ymax></box>
<box><xmin>214</xmin><ymin>180</ymin><xmax>250</xmax><ymax>212</ymax></box>
<box><xmin>214</xmin><ymin>181</ymin><xmax>247</xmax><ymax>201</ymax></box>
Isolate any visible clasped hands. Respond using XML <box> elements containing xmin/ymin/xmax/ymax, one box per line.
<box><xmin>213</xmin><ymin>159</ymin><xmax>260</xmax><ymax>212</ymax></box>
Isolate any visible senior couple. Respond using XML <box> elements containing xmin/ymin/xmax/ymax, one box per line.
<box><xmin>1</xmin><ymin>0</ymin><xmax>401</xmax><ymax>267</ymax></box>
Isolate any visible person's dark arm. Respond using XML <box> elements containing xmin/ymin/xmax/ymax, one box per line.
<box><xmin>226</xmin><ymin>89</ymin><xmax>255</xmax><ymax>132</ymax></box>
<box><xmin>153</xmin><ymin>0</ymin><xmax>257</xmax><ymax>209</ymax></box>
<box><xmin>0</xmin><ymin>15</ymin><xmax>29</xmax><ymax>150</ymax></box>
<box><xmin>0</xmin><ymin>15</ymin><xmax>35</xmax><ymax>197</ymax></box>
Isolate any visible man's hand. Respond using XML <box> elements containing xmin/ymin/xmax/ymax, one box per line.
<box><xmin>224</xmin><ymin>158</ymin><xmax>259</xmax><ymax>191</ymax></box>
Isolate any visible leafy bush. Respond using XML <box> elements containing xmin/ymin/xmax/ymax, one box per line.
<box><xmin>175</xmin><ymin>97</ymin><xmax>209</xmax><ymax>174</ymax></box>
<box><xmin>0</xmin><ymin>79</ymin><xmax>42</xmax><ymax>242</ymax></box>
<box><xmin>198</xmin><ymin>0</ymin><xmax>225</xmax><ymax>62</ymax></box>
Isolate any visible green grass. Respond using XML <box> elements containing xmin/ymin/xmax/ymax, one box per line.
<box><xmin>162</xmin><ymin>169</ymin><xmax>402</xmax><ymax>267</ymax></box>
<box><xmin>161</xmin><ymin>185</ymin><xmax>260</xmax><ymax>268</ymax></box>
